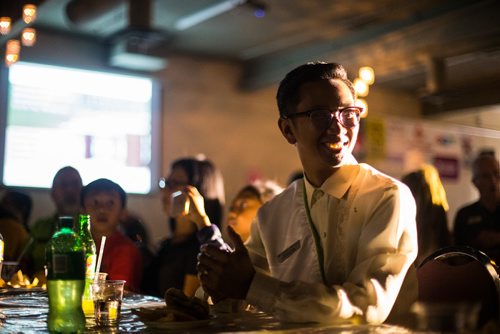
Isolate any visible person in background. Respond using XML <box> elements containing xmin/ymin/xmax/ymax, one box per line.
<box><xmin>453</xmin><ymin>151</ymin><xmax>500</xmax><ymax>263</ymax></box>
<box><xmin>120</xmin><ymin>211</ymin><xmax>154</xmax><ymax>271</ymax></box>
<box><xmin>0</xmin><ymin>189</ymin><xmax>33</xmax><ymax>232</ymax></box>
<box><xmin>197</xmin><ymin>62</ymin><xmax>417</xmax><ymax>324</ymax></box>
<box><xmin>0</xmin><ymin>203</ymin><xmax>30</xmax><ymax>262</ymax></box>
<box><xmin>27</xmin><ymin>166</ymin><xmax>83</xmax><ymax>279</ymax></box>
<box><xmin>143</xmin><ymin>157</ymin><xmax>225</xmax><ymax>298</ymax></box>
<box><xmin>81</xmin><ymin>178</ymin><xmax>143</xmax><ymax>292</ymax></box>
<box><xmin>226</xmin><ymin>180</ymin><xmax>283</xmax><ymax>243</ymax></box>
<box><xmin>402</xmin><ymin>164</ymin><xmax>452</xmax><ymax>266</ymax></box>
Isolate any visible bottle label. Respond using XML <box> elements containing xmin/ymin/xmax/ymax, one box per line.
<box><xmin>86</xmin><ymin>254</ymin><xmax>96</xmax><ymax>278</ymax></box>
<box><xmin>47</xmin><ymin>251</ymin><xmax>85</xmax><ymax>280</ymax></box>
<box><xmin>52</xmin><ymin>254</ymin><xmax>69</xmax><ymax>274</ymax></box>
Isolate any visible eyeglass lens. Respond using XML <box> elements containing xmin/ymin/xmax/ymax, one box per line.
<box><xmin>311</xmin><ymin>108</ymin><xmax>360</xmax><ymax>129</ymax></box>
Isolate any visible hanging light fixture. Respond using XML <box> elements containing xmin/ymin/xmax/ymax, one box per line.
<box><xmin>23</xmin><ymin>4</ymin><xmax>37</xmax><ymax>24</ymax></box>
<box><xmin>22</xmin><ymin>27</ymin><xmax>36</xmax><ymax>46</ymax></box>
<box><xmin>0</xmin><ymin>17</ymin><xmax>11</xmax><ymax>35</ymax></box>
<box><xmin>2</xmin><ymin>3</ymin><xmax>38</xmax><ymax>66</ymax></box>
<box><xmin>359</xmin><ymin>66</ymin><xmax>375</xmax><ymax>85</ymax></box>
<box><xmin>355</xmin><ymin>98</ymin><xmax>368</xmax><ymax>118</ymax></box>
<box><xmin>354</xmin><ymin>78</ymin><xmax>369</xmax><ymax>97</ymax></box>
<box><xmin>5</xmin><ymin>39</ymin><xmax>21</xmax><ymax>67</ymax></box>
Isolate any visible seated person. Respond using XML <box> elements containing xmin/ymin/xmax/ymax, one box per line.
<box><xmin>28</xmin><ymin>166</ymin><xmax>83</xmax><ymax>279</ymax></box>
<box><xmin>81</xmin><ymin>178</ymin><xmax>143</xmax><ymax>292</ymax></box>
<box><xmin>197</xmin><ymin>62</ymin><xmax>418</xmax><ymax>324</ymax></box>
<box><xmin>1</xmin><ymin>189</ymin><xmax>33</xmax><ymax>233</ymax></box>
<box><xmin>143</xmin><ymin>157</ymin><xmax>225</xmax><ymax>298</ymax></box>
<box><xmin>0</xmin><ymin>203</ymin><xmax>30</xmax><ymax>262</ymax></box>
<box><xmin>454</xmin><ymin>152</ymin><xmax>500</xmax><ymax>263</ymax></box>
<box><xmin>226</xmin><ymin>180</ymin><xmax>283</xmax><ymax>243</ymax></box>
<box><xmin>402</xmin><ymin>164</ymin><xmax>452</xmax><ymax>267</ymax></box>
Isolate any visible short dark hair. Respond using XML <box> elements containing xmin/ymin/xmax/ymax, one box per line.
<box><xmin>276</xmin><ymin>61</ymin><xmax>355</xmax><ymax>117</ymax></box>
<box><xmin>80</xmin><ymin>178</ymin><xmax>127</xmax><ymax>208</ymax></box>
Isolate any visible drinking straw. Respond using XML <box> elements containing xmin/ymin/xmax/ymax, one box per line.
<box><xmin>94</xmin><ymin>236</ymin><xmax>106</xmax><ymax>282</ymax></box>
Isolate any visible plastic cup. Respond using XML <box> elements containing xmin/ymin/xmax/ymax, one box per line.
<box><xmin>1</xmin><ymin>261</ymin><xmax>19</xmax><ymax>282</ymax></box>
<box><xmin>83</xmin><ymin>272</ymin><xmax>108</xmax><ymax>318</ymax></box>
<box><xmin>91</xmin><ymin>280</ymin><xmax>125</xmax><ymax>326</ymax></box>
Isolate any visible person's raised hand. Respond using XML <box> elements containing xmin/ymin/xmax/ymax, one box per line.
<box><xmin>197</xmin><ymin>226</ymin><xmax>255</xmax><ymax>301</ymax></box>
<box><xmin>184</xmin><ymin>186</ymin><xmax>211</xmax><ymax>229</ymax></box>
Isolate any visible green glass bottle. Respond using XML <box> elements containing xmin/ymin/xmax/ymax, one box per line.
<box><xmin>46</xmin><ymin>216</ymin><xmax>86</xmax><ymax>333</ymax></box>
<box><xmin>76</xmin><ymin>214</ymin><xmax>97</xmax><ymax>317</ymax></box>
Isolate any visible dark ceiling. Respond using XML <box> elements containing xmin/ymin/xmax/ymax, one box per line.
<box><xmin>1</xmin><ymin>0</ymin><xmax>500</xmax><ymax>117</ymax></box>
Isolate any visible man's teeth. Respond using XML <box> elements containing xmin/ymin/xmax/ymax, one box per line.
<box><xmin>328</xmin><ymin>143</ymin><xmax>342</xmax><ymax>149</ymax></box>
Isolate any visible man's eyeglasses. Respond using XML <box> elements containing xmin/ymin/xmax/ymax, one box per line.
<box><xmin>282</xmin><ymin>106</ymin><xmax>362</xmax><ymax>130</ymax></box>
<box><xmin>158</xmin><ymin>178</ymin><xmax>188</xmax><ymax>190</ymax></box>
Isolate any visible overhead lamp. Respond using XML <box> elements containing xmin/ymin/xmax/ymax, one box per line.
<box><xmin>23</xmin><ymin>4</ymin><xmax>37</xmax><ymax>24</ymax></box>
<box><xmin>5</xmin><ymin>39</ymin><xmax>21</xmax><ymax>67</ymax></box>
<box><xmin>355</xmin><ymin>99</ymin><xmax>368</xmax><ymax>118</ymax></box>
<box><xmin>2</xmin><ymin>4</ymin><xmax>38</xmax><ymax>66</ymax></box>
<box><xmin>0</xmin><ymin>17</ymin><xmax>11</xmax><ymax>35</ymax></box>
<box><xmin>354</xmin><ymin>78</ymin><xmax>369</xmax><ymax>97</ymax></box>
<box><xmin>22</xmin><ymin>28</ymin><xmax>36</xmax><ymax>46</ymax></box>
<box><xmin>359</xmin><ymin>66</ymin><xmax>375</xmax><ymax>85</ymax></box>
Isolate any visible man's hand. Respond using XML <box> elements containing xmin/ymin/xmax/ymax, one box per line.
<box><xmin>197</xmin><ymin>226</ymin><xmax>255</xmax><ymax>301</ymax></box>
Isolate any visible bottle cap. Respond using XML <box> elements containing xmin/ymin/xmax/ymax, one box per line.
<box><xmin>58</xmin><ymin>216</ymin><xmax>74</xmax><ymax>229</ymax></box>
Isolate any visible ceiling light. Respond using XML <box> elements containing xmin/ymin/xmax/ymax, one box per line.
<box><xmin>359</xmin><ymin>66</ymin><xmax>375</xmax><ymax>85</ymax></box>
<box><xmin>22</xmin><ymin>28</ymin><xmax>36</xmax><ymax>46</ymax></box>
<box><xmin>5</xmin><ymin>40</ymin><xmax>21</xmax><ymax>67</ymax></box>
<box><xmin>356</xmin><ymin>99</ymin><xmax>368</xmax><ymax>118</ymax></box>
<box><xmin>23</xmin><ymin>4</ymin><xmax>37</xmax><ymax>24</ymax></box>
<box><xmin>354</xmin><ymin>78</ymin><xmax>369</xmax><ymax>97</ymax></box>
<box><xmin>0</xmin><ymin>17</ymin><xmax>11</xmax><ymax>35</ymax></box>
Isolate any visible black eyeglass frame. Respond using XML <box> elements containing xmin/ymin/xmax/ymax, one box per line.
<box><xmin>281</xmin><ymin>106</ymin><xmax>363</xmax><ymax>129</ymax></box>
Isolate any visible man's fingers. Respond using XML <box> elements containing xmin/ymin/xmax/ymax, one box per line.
<box><xmin>200</xmin><ymin>244</ymin><xmax>231</xmax><ymax>263</ymax></box>
<box><xmin>197</xmin><ymin>251</ymin><xmax>225</xmax><ymax>276</ymax></box>
<box><xmin>227</xmin><ymin>225</ymin><xmax>246</xmax><ymax>252</ymax></box>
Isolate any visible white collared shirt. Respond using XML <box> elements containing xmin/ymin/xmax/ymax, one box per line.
<box><xmin>245</xmin><ymin>159</ymin><xmax>418</xmax><ymax>324</ymax></box>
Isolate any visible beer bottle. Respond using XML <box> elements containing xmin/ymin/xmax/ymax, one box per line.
<box><xmin>76</xmin><ymin>214</ymin><xmax>97</xmax><ymax>317</ymax></box>
<box><xmin>46</xmin><ymin>216</ymin><xmax>85</xmax><ymax>333</ymax></box>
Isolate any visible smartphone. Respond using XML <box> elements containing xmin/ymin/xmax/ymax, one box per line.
<box><xmin>169</xmin><ymin>191</ymin><xmax>190</xmax><ymax>217</ymax></box>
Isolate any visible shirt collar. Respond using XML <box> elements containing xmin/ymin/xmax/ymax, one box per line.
<box><xmin>304</xmin><ymin>155</ymin><xmax>359</xmax><ymax>206</ymax></box>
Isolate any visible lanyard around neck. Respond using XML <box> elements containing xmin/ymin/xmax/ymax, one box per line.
<box><xmin>302</xmin><ymin>180</ymin><xmax>327</xmax><ymax>285</ymax></box>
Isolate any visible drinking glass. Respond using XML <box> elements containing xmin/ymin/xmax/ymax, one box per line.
<box><xmin>91</xmin><ymin>280</ymin><xmax>125</xmax><ymax>326</ymax></box>
<box><xmin>1</xmin><ymin>261</ymin><xmax>19</xmax><ymax>282</ymax></box>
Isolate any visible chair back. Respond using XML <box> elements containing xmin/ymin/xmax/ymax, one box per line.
<box><xmin>417</xmin><ymin>246</ymin><xmax>500</xmax><ymax>329</ymax></box>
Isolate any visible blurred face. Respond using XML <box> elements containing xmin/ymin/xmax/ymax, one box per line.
<box><xmin>51</xmin><ymin>169</ymin><xmax>83</xmax><ymax>216</ymax></box>
<box><xmin>160</xmin><ymin>167</ymin><xmax>189</xmax><ymax>216</ymax></box>
<box><xmin>473</xmin><ymin>156</ymin><xmax>500</xmax><ymax>202</ymax></box>
<box><xmin>83</xmin><ymin>190</ymin><xmax>124</xmax><ymax>237</ymax></box>
<box><xmin>226</xmin><ymin>190</ymin><xmax>262</xmax><ymax>242</ymax></box>
<box><xmin>279</xmin><ymin>79</ymin><xmax>358</xmax><ymax>185</ymax></box>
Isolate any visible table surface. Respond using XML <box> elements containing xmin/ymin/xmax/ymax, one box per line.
<box><xmin>0</xmin><ymin>288</ymin><xmax>463</xmax><ymax>333</ymax></box>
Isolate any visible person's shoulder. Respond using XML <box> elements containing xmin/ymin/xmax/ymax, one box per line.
<box><xmin>357</xmin><ymin>163</ymin><xmax>409</xmax><ymax>193</ymax></box>
<box><xmin>260</xmin><ymin>180</ymin><xmax>301</xmax><ymax>211</ymax></box>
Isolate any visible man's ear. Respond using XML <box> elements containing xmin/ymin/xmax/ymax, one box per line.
<box><xmin>278</xmin><ymin>118</ymin><xmax>297</xmax><ymax>144</ymax></box>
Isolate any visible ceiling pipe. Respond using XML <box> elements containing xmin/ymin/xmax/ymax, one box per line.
<box><xmin>66</xmin><ymin>0</ymin><xmax>126</xmax><ymax>27</ymax></box>
<box><xmin>425</xmin><ymin>56</ymin><xmax>446</xmax><ymax>95</ymax></box>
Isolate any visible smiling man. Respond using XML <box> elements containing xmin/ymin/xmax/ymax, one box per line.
<box><xmin>198</xmin><ymin>62</ymin><xmax>418</xmax><ymax>325</ymax></box>
<box><xmin>81</xmin><ymin>178</ymin><xmax>143</xmax><ymax>292</ymax></box>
